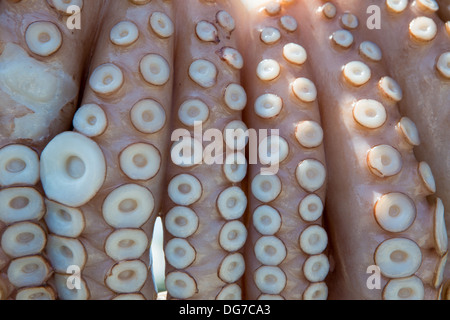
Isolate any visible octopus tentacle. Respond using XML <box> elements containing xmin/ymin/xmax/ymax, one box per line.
<box><xmin>0</xmin><ymin>0</ymin><xmax>105</xmax><ymax>300</ymax></box>
<box><xmin>40</xmin><ymin>0</ymin><xmax>175</xmax><ymax>300</ymax></box>
<box><xmin>294</xmin><ymin>0</ymin><xmax>445</xmax><ymax>300</ymax></box>
<box><xmin>237</xmin><ymin>0</ymin><xmax>329</xmax><ymax>300</ymax></box>
<box><xmin>162</xmin><ymin>0</ymin><xmax>248</xmax><ymax>300</ymax></box>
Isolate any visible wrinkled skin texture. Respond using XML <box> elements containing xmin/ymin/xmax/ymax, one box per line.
<box><xmin>0</xmin><ymin>0</ymin><xmax>449</xmax><ymax>300</ymax></box>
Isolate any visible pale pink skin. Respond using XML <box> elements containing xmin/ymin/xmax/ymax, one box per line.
<box><xmin>236</xmin><ymin>2</ymin><xmax>328</xmax><ymax>300</ymax></box>
<box><xmin>293</xmin><ymin>0</ymin><xmax>445</xmax><ymax>299</ymax></box>
<box><xmin>48</xmin><ymin>0</ymin><xmax>175</xmax><ymax>300</ymax></box>
<box><xmin>0</xmin><ymin>0</ymin><xmax>105</xmax><ymax>300</ymax></box>
<box><xmin>162</xmin><ymin>0</ymin><xmax>248</xmax><ymax>300</ymax></box>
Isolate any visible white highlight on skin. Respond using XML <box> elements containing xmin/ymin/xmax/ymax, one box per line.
<box><xmin>398</xmin><ymin>117</ymin><xmax>420</xmax><ymax>146</ymax></box>
<box><xmin>25</xmin><ymin>21</ymin><xmax>62</xmax><ymax>57</ymax></box>
<box><xmin>89</xmin><ymin>63</ymin><xmax>124</xmax><ymax>95</ymax></box>
<box><xmin>0</xmin><ymin>43</ymin><xmax>77</xmax><ymax>140</ymax></box>
<box><xmin>436</xmin><ymin>52</ymin><xmax>450</xmax><ymax>78</ymax></box>
<box><xmin>418</xmin><ymin>162</ymin><xmax>436</xmax><ymax>193</ymax></box>
<box><xmin>359</xmin><ymin>41</ymin><xmax>382</xmax><ymax>62</ymax></box>
<box><xmin>296</xmin><ymin>159</ymin><xmax>326</xmax><ymax>192</ymax></box>
<box><xmin>224</xmin><ymin>83</ymin><xmax>247</xmax><ymax>111</ymax></box>
<box><xmin>261</xmin><ymin>27</ymin><xmax>281</xmax><ymax>44</ymax></box>
<box><xmin>217</xmin><ymin>10</ymin><xmax>235</xmax><ymax>32</ymax></box>
<box><xmin>44</xmin><ymin>199</ymin><xmax>85</xmax><ymax>238</ymax></box>
<box><xmin>165</xmin><ymin>206</ymin><xmax>199</xmax><ymax>238</ymax></box>
<box><xmin>283</xmin><ymin>43</ymin><xmax>307</xmax><ymax>65</ymax></box>
<box><xmin>223</xmin><ymin>152</ymin><xmax>247</xmax><ymax>183</ymax></box>
<box><xmin>40</xmin><ymin>132</ymin><xmax>106</xmax><ymax>207</ymax></box>
<box><xmin>196</xmin><ymin>21</ymin><xmax>218</xmax><ymax>42</ymax></box>
<box><xmin>102</xmin><ymin>184</ymin><xmax>154</xmax><ymax>228</ymax></box>
<box><xmin>379</xmin><ymin>76</ymin><xmax>403</xmax><ymax>102</ymax></box>
<box><xmin>254</xmin><ymin>236</ymin><xmax>287</xmax><ymax>266</ymax></box>
<box><xmin>253</xmin><ymin>205</ymin><xmax>282</xmax><ymax>236</ymax></box>
<box><xmin>280</xmin><ymin>16</ymin><xmax>298</xmax><ymax>32</ymax></box>
<box><xmin>353</xmin><ymin>99</ymin><xmax>387</xmax><ymax>129</ymax></box>
<box><xmin>140</xmin><ymin>54</ymin><xmax>170</xmax><ymax>86</ymax></box>
<box><xmin>105</xmin><ymin>229</ymin><xmax>149</xmax><ymax>261</ymax></box>
<box><xmin>383</xmin><ymin>276</ymin><xmax>425</xmax><ymax>300</ymax></box>
<box><xmin>1</xmin><ymin>222</ymin><xmax>46</xmax><ymax>258</ymax></box>
<box><xmin>73</xmin><ymin>104</ymin><xmax>108</xmax><ymax>137</ymax></box>
<box><xmin>50</xmin><ymin>0</ymin><xmax>83</xmax><ymax>14</ymax></box>
<box><xmin>0</xmin><ymin>145</ymin><xmax>39</xmax><ymax>187</ymax></box>
<box><xmin>165</xmin><ymin>271</ymin><xmax>197</xmax><ymax>299</ymax></box>
<box><xmin>165</xmin><ymin>238</ymin><xmax>196</xmax><ymax>269</ymax></box>
<box><xmin>367</xmin><ymin>145</ymin><xmax>402</xmax><ymax>178</ymax></box>
<box><xmin>343</xmin><ymin>61</ymin><xmax>371</xmax><ymax>86</ymax></box>
<box><xmin>168</xmin><ymin>174</ymin><xmax>202</xmax><ymax>206</ymax></box>
<box><xmin>320</xmin><ymin>3</ymin><xmax>337</xmax><ymax>19</ymax></box>
<box><xmin>299</xmin><ymin>194</ymin><xmax>324</xmax><ymax>222</ymax></box>
<box><xmin>386</xmin><ymin>0</ymin><xmax>408</xmax><ymax>13</ymax></box>
<box><xmin>254</xmin><ymin>93</ymin><xmax>283</xmax><ymax>118</ymax></box>
<box><xmin>292</xmin><ymin>78</ymin><xmax>317</xmax><ymax>102</ymax></box>
<box><xmin>7</xmin><ymin>255</ymin><xmax>50</xmax><ymax>288</ymax></box>
<box><xmin>46</xmin><ymin>235</ymin><xmax>86</xmax><ymax>273</ymax></box>
<box><xmin>217</xmin><ymin>186</ymin><xmax>247</xmax><ymax>220</ymax></box>
<box><xmin>219</xmin><ymin>220</ymin><xmax>248</xmax><ymax>252</ymax></box>
<box><xmin>374</xmin><ymin>238</ymin><xmax>422</xmax><ymax>278</ymax></box>
<box><xmin>189</xmin><ymin>59</ymin><xmax>217</xmax><ymax>88</ymax></box>
<box><xmin>216</xmin><ymin>284</ymin><xmax>242</xmax><ymax>300</ymax></box>
<box><xmin>130</xmin><ymin>99</ymin><xmax>166</xmax><ymax>134</ymax></box>
<box><xmin>110</xmin><ymin>21</ymin><xmax>139</xmax><ymax>46</ymax></box>
<box><xmin>254</xmin><ymin>266</ymin><xmax>286</xmax><ymax>294</ymax></box>
<box><xmin>299</xmin><ymin>225</ymin><xmax>328</xmax><ymax>255</ymax></box>
<box><xmin>331</xmin><ymin>30</ymin><xmax>354</xmax><ymax>48</ymax></box>
<box><xmin>150</xmin><ymin>12</ymin><xmax>174</xmax><ymax>38</ymax></box>
<box><xmin>303</xmin><ymin>254</ymin><xmax>330</xmax><ymax>282</ymax></box>
<box><xmin>374</xmin><ymin>193</ymin><xmax>416</xmax><ymax>233</ymax></box>
<box><xmin>303</xmin><ymin>282</ymin><xmax>328</xmax><ymax>300</ymax></box>
<box><xmin>0</xmin><ymin>187</ymin><xmax>44</xmax><ymax>223</ymax></box>
<box><xmin>409</xmin><ymin>16</ymin><xmax>437</xmax><ymax>41</ymax></box>
<box><xmin>434</xmin><ymin>253</ymin><xmax>448</xmax><ymax>288</ymax></box>
<box><xmin>295</xmin><ymin>121</ymin><xmax>324</xmax><ymax>148</ymax></box>
<box><xmin>434</xmin><ymin>198</ymin><xmax>448</xmax><ymax>256</ymax></box>
<box><xmin>105</xmin><ymin>260</ymin><xmax>147</xmax><ymax>293</ymax></box>
<box><xmin>219</xmin><ymin>253</ymin><xmax>245</xmax><ymax>283</ymax></box>
<box><xmin>251</xmin><ymin>174</ymin><xmax>282</xmax><ymax>203</ymax></box>
<box><xmin>257</xmin><ymin>59</ymin><xmax>281</xmax><ymax>81</ymax></box>
<box><xmin>119</xmin><ymin>143</ymin><xmax>161</xmax><ymax>181</ymax></box>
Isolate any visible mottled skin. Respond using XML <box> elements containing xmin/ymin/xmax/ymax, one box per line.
<box><xmin>0</xmin><ymin>0</ymin><xmax>105</xmax><ymax>300</ymax></box>
<box><xmin>237</xmin><ymin>1</ymin><xmax>329</xmax><ymax>300</ymax></box>
<box><xmin>162</xmin><ymin>0</ymin><xmax>248</xmax><ymax>300</ymax></box>
<box><xmin>294</xmin><ymin>0</ymin><xmax>445</xmax><ymax>300</ymax></box>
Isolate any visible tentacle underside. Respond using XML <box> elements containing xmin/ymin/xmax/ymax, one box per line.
<box><xmin>294</xmin><ymin>0</ymin><xmax>446</xmax><ymax>299</ymax></box>
<box><xmin>0</xmin><ymin>0</ymin><xmax>104</xmax><ymax>300</ymax></box>
<box><xmin>39</xmin><ymin>0</ymin><xmax>175</xmax><ymax>300</ymax></box>
<box><xmin>237</xmin><ymin>1</ymin><xmax>329</xmax><ymax>300</ymax></box>
<box><xmin>326</xmin><ymin>0</ymin><xmax>450</xmax><ymax>299</ymax></box>
<box><xmin>162</xmin><ymin>0</ymin><xmax>248</xmax><ymax>300</ymax></box>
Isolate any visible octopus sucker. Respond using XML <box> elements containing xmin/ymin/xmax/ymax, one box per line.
<box><xmin>294</xmin><ymin>0</ymin><xmax>446</xmax><ymax>299</ymax></box>
<box><xmin>236</xmin><ymin>0</ymin><xmax>328</xmax><ymax>300</ymax></box>
<box><xmin>162</xmin><ymin>0</ymin><xmax>247</xmax><ymax>300</ymax></box>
